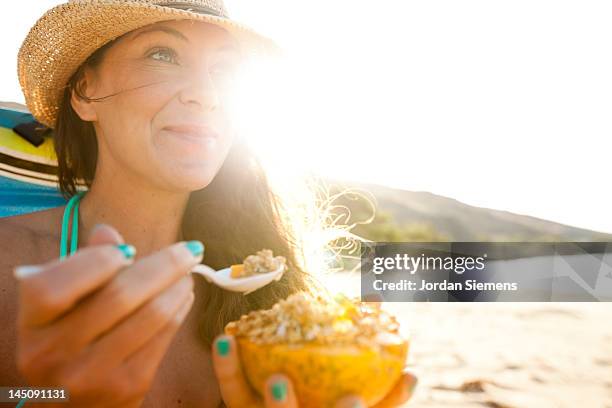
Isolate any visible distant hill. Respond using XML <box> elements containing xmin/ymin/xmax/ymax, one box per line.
<box><xmin>327</xmin><ymin>180</ymin><xmax>612</xmax><ymax>242</ymax></box>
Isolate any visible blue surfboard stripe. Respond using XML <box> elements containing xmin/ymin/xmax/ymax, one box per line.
<box><xmin>0</xmin><ymin>175</ymin><xmax>66</xmax><ymax>217</ymax></box>
<box><xmin>0</xmin><ymin>107</ymin><xmax>35</xmax><ymax>129</ymax></box>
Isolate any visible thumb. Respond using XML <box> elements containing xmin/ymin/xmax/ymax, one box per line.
<box><xmin>86</xmin><ymin>223</ymin><xmax>125</xmax><ymax>247</ymax></box>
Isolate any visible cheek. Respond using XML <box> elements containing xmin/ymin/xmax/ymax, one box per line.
<box><xmin>95</xmin><ymin>64</ymin><xmax>178</xmax><ymax>131</ymax></box>
<box><xmin>97</xmin><ymin>83</ymin><xmax>175</xmax><ymax>144</ymax></box>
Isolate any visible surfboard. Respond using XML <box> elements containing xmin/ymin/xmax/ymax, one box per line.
<box><xmin>0</xmin><ymin>102</ymin><xmax>67</xmax><ymax>217</ymax></box>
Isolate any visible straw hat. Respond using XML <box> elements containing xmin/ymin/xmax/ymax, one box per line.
<box><xmin>18</xmin><ymin>0</ymin><xmax>281</xmax><ymax>129</ymax></box>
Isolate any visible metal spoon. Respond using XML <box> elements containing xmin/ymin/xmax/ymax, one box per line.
<box><xmin>190</xmin><ymin>264</ymin><xmax>285</xmax><ymax>295</ymax></box>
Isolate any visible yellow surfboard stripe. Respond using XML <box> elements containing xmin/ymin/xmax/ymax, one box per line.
<box><xmin>0</xmin><ymin>127</ymin><xmax>57</xmax><ymax>165</ymax></box>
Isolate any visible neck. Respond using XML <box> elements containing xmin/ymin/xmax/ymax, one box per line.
<box><xmin>77</xmin><ymin>175</ymin><xmax>190</xmax><ymax>258</ymax></box>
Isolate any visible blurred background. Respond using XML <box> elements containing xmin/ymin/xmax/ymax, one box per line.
<box><xmin>2</xmin><ymin>1</ymin><xmax>611</xmax><ymax>406</ymax></box>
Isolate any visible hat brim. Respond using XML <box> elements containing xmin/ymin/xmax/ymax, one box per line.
<box><xmin>18</xmin><ymin>2</ymin><xmax>282</xmax><ymax>128</ymax></box>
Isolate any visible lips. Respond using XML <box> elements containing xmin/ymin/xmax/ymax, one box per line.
<box><xmin>162</xmin><ymin>124</ymin><xmax>219</xmax><ymax>140</ymax></box>
<box><xmin>161</xmin><ymin>124</ymin><xmax>219</xmax><ymax>150</ymax></box>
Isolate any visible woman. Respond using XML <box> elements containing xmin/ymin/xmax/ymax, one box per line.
<box><xmin>0</xmin><ymin>1</ymin><xmax>417</xmax><ymax>406</ymax></box>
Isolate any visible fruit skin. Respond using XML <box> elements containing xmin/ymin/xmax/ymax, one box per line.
<box><xmin>233</xmin><ymin>336</ymin><xmax>409</xmax><ymax>408</ymax></box>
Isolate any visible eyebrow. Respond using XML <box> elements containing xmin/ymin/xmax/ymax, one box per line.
<box><xmin>130</xmin><ymin>26</ymin><xmax>241</xmax><ymax>56</ymax></box>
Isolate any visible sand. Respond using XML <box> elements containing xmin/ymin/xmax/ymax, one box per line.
<box><xmin>387</xmin><ymin>302</ymin><xmax>612</xmax><ymax>407</ymax></box>
<box><xmin>319</xmin><ymin>273</ymin><xmax>612</xmax><ymax>407</ymax></box>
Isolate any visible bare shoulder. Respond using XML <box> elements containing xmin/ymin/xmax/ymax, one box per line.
<box><xmin>0</xmin><ymin>206</ymin><xmax>64</xmax><ymax>267</ymax></box>
<box><xmin>0</xmin><ymin>206</ymin><xmax>64</xmax><ymax>300</ymax></box>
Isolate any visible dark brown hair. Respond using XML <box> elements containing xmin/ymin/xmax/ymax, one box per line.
<box><xmin>55</xmin><ymin>38</ymin><xmax>319</xmax><ymax>346</ymax></box>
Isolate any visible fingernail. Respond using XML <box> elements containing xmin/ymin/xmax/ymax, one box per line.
<box><xmin>116</xmin><ymin>244</ymin><xmax>136</xmax><ymax>259</ymax></box>
<box><xmin>13</xmin><ymin>265</ymin><xmax>43</xmax><ymax>279</ymax></box>
<box><xmin>216</xmin><ymin>337</ymin><xmax>230</xmax><ymax>356</ymax></box>
<box><xmin>270</xmin><ymin>380</ymin><xmax>287</xmax><ymax>402</ymax></box>
<box><xmin>185</xmin><ymin>241</ymin><xmax>204</xmax><ymax>258</ymax></box>
<box><xmin>351</xmin><ymin>401</ymin><xmax>365</xmax><ymax>408</ymax></box>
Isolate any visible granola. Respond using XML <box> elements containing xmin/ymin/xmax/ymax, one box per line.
<box><xmin>225</xmin><ymin>292</ymin><xmax>402</xmax><ymax>349</ymax></box>
<box><xmin>231</xmin><ymin>249</ymin><xmax>286</xmax><ymax>278</ymax></box>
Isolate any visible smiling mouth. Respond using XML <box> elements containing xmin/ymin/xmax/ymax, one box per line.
<box><xmin>161</xmin><ymin>124</ymin><xmax>219</xmax><ymax>149</ymax></box>
<box><xmin>162</xmin><ymin>124</ymin><xmax>219</xmax><ymax>139</ymax></box>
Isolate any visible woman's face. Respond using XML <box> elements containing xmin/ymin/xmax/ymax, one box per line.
<box><xmin>74</xmin><ymin>20</ymin><xmax>241</xmax><ymax>192</ymax></box>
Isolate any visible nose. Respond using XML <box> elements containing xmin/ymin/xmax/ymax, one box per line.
<box><xmin>178</xmin><ymin>70</ymin><xmax>220</xmax><ymax>112</ymax></box>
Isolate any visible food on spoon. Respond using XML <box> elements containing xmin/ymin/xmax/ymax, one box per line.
<box><xmin>230</xmin><ymin>249</ymin><xmax>286</xmax><ymax>279</ymax></box>
<box><xmin>225</xmin><ymin>292</ymin><xmax>409</xmax><ymax>407</ymax></box>
<box><xmin>230</xmin><ymin>264</ymin><xmax>245</xmax><ymax>278</ymax></box>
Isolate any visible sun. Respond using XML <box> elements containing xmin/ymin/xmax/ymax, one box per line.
<box><xmin>227</xmin><ymin>54</ymin><xmax>346</xmax><ymax>181</ymax></box>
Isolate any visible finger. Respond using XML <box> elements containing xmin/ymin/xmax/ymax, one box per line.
<box><xmin>371</xmin><ymin>371</ymin><xmax>418</xmax><ymax>408</ymax></box>
<box><xmin>211</xmin><ymin>335</ymin><xmax>259</xmax><ymax>407</ymax></box>
<box><xmin>51</xmin><ymin>241</ymin><xmax>203</xmax><ymax>349</ymax></box>
<box><xmin>83</xmin><ymin>276</ymin><xmax>193</xmax><ymax>369</ymax></box>
<box><xmin>263</xmin><ymin>374</ymin><xmax>298</xmax><ymax>408</ymax></box>
<box><xmin>86</xmin><ymin>224</ymin><xmax>124</xmax><ymax>247</ymax></box>
<box><xmin>115</xmin><ymin>292</ymin><xmax>194</xmax><ymax>398</ymax></box>
<box><xmin>15</xmin><ymin>244</ymin><xmax>134</xmax><ymax>326</ymax></box>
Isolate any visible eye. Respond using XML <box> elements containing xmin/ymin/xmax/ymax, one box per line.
<box><xmin>148</xmin><ymin>47</ymin><xmax>178</xmax><ymax>64</ymax></box>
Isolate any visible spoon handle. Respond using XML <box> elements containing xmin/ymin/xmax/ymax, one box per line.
<box><xmin>190</xmin><ymin>264</ymin><xmax>215</xmax><ymax>281</ymax></box>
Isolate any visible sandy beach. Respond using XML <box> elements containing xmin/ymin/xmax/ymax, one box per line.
<box><xmin>320</xmin><ymin>274</ymin><xmax>612</xmax><ymax>407</ymax></box>
<box><xmin>389</xmin><ymin>302</ymin><xmax>612</xmax><ymax>407</ymax></box>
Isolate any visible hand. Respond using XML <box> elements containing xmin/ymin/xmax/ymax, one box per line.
<box><xmin>14</xmin><ymin>224</ymin><xmax>202</xmax><ymax>407</ymax></box>
<box><xmin>211</xmin><ymin>334</ymin><xmax>418</xmax><ymax>407</ymax></box>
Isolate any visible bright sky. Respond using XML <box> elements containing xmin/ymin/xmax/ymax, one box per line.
<box><xmin>4</xmin><ymin>1</ymin><xmax>612</xmax><ymax>234</ymax></box>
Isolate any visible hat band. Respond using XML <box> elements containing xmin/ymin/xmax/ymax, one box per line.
<box><xmin>155</xmin><ymin>2</ymin><xmax>226</xmax><ymax>18</ymax></box>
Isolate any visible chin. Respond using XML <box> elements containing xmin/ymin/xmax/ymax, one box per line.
<box><xmin>155</xmin><ymin>162</ymin><xmax>219</xmax><ymax>192</ymax></box>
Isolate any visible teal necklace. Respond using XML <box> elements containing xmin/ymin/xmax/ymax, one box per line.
<box><xmin>59</xmin><ymin>191</ymin><xmax>87</xmax><ymax>259</ymax></box>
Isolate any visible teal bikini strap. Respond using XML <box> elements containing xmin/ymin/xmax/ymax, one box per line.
<box><xmin>60</xmin><ymin>191</ymin><xmax>87</xmax><ymax>259</ymax></box>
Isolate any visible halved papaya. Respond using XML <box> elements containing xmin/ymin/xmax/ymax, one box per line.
<box><xmin>231</xmin><ymin>335</ymin><xmax>409</xmax><ymax>407</ymax></box>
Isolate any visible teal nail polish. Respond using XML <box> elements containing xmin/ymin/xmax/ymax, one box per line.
<box><xmin>116</xmin><ymin>244</ymin><xmax>136</xmax><ymax>259</ymax></box>
<box><xmin>185</xmin><ymin>241</ymin><xmax>204</xmax><ymax>257</ymax></box>
<box><xmin>270</xmin><ymin>380</ymin><xmax>287</xmax><ymax>402</ymax></box>
<box><xmin>216</xmin><ymin>337</ymin><xmax>230</xmax><ymax>356</ymax></box>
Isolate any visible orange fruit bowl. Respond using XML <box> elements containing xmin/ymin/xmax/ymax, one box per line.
<box><xmin>224</xmin><ymin>292</ymin><xmax>409</xmax><ymax>407</ymax></box>
<box><xmin>233</xmin><ymin>336</ymin><xmax>409</xmax><ymax>408</ymax></box>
